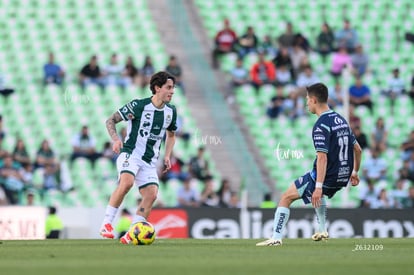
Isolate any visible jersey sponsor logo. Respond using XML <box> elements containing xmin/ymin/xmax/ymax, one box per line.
<box><xmin>313</xmin><ymin>135</ymin><xmax>325</xmax><ymax>141</ymax></box>
<box><xmin>139</xmin><ymin>129</ymin><xmax>149</xmax><ymax>137</ymax></box>
<box><xmin>315</xmin><ymin>127</ymin><xmax>323</xmax><ymax>133</ymax></box>
<box><xmin>149</xmin><ymin>133</ymin><xmax>163</xmax><ymax>141</ymax></box>
<box><xmin>338</xmin><ymin>167</ymin><xmax>350</xmax><ymax>177</ymax></box>
<box><xmin>148</xmin><ymin>209</ymin><xmax>189</xmax><ymax>238</ymax></box>
<box><xmin>334</xmin><ymin>116</ymin><xmax>344</xmax><ymax>125</ymax></box>
<box><xmin>143</xmin><ymin>121</ymin><xmax>151</xmax><ymax>128</ymax></box>
<box><xmin>145</xmin><ymin>113</ymin><xmax>151</xmax><ymax>120</ymax></box>
<box><xmin>314</xmin><ymin>141</ymin><xmax>325</xmax><ymax>146</ymax></box>
<box><xmin>332</xmin><ymin>123</ymin><xmax>348</xmax><ymax>130</ymax></box>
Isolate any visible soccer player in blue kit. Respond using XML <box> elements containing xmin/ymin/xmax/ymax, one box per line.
<box><xmin>257</xmin><ymin>83</ymin><xmax>362</xmax><ymax>246</ymax></box>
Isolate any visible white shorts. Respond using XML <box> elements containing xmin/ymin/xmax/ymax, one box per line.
<box><xmin>116</xmin><ymin>152</ymin><xmax>159</xmax><ymax>189</ymax></box>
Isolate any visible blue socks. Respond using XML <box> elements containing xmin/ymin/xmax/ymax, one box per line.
<box><xmin>314</xmin><ymin>196</ymin><xmax>327</xmax><ymax>232</ymax></box>
<box><xmin>272</xmin><ymin>206</ymin><xmax>290</xmax><ymax>240</ymax></box>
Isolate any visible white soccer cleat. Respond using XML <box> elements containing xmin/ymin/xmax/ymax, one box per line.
<box><xmin>120</xmin><ymin>232</ymin><xmax>132</xmax><ymax>245</ymax></box>
<box><xmin>312</xmin><ymin>232</ymin><xmax>329</xmax><ymax>241</ymax></box>
<box><xmin>256</xmin><ymin>239</ymin><xmax>283</xmax><ymax>246</ymax></box>
<box><xmin>100</xmin><ymin>223</ymin><xmax>115</xmax><ymax>239</ymax></box>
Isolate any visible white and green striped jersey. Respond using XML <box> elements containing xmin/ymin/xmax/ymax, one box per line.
<box><xmin>118</xmin><ymin>97</ymin><xmax>177</xmax><ymax>166</ymax></box>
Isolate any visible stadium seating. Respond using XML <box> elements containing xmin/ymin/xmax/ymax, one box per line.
<box><xmin>195</xmin><ymin>0</ymin><xmax>414</xmax><ymax>206</ymax></box>
<box><xmin>0</xmin><ymin>0</ymin><xmax>217</xmax><ymax>208</ymax></box>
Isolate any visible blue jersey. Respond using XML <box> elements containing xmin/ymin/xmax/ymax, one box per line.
<box><xmin>311</xmin><ymin>110</ymin><xmax>356</xmax><ymax>188</ymax></box>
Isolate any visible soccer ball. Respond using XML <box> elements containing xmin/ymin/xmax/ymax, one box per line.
<box><xmin>128</xmin><ymin>221</ymin><xmax>156</xmax><ymax>245</ymax></box>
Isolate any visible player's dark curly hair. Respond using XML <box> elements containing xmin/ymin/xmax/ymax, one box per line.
<box><xmin>150</xmin><ymin>71</ymin><xmax>176</xmax><ymax>95</ymax></box>
<box><xmin>306</xmin><ymin>83</ymin><xmax>328</xmax><ymax>103</ymax></box>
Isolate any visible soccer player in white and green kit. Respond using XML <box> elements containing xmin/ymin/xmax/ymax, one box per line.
<box><xmin>100</xmin><ymin>71</ymin><xmax>177</xmax><ymax>244</ymax></box>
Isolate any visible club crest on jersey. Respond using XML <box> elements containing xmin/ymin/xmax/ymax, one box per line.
<box><xmin>127</xmin><ymin>113</ymin><xmax>135</xmax><ymax>120</ymax></box>
<box><xmin>166</xmin><ymin>114</ymin><xmax>172</xmax><ymax>124</ymax></box>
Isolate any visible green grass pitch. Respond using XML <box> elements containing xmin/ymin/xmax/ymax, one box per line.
<box><xmin>1</xmin><ymin>238</ymin><xmax>412</xmax><ymax>275</ymax></box>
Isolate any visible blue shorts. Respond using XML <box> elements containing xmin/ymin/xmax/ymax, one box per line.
<box><xmin>294</xmin><ymin>172</ymin><xmax>342</xmax><ymax>204</ymax></box>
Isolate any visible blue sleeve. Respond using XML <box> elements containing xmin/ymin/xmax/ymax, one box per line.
<box><xmin>313</xmin><ymin>123</ymin><xmax>330</xmax><ymax>153</ymax></box>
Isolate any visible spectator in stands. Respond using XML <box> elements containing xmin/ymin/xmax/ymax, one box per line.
<box><xmin>390</xmin><ymin>179</ymin><xmax>409</xmax><ymax>208</ymax></box>
<box><xmin>272</xmin><ymin>47</ymin><xmax>293</xmax><ymax>76</ymax></box>
<box><xmin>103</xmin><ymin>53</ymin><xmax>130</xmax><ymax>89</ymax></box>
<box><xmin>70</xmin><ymin>125</ymin><xmax>101</xmax><ymax>167</ymax></box>
<box><xmin>359</xmin><ymin>181</ymin><xmax>378</xmax><ymax>208</ymax></box>
<box><xmin>330</xmin><ymin>46</ymin><xmax>353</xmax><ymax>80</ymax></box>
<box><xmin>400</xmin><ymin>130</ymin><xmax>414</xmax><ymax>161</ymax></box>
<box><xmin>189</xmin><ymin>146</ymin><xmax>209</xmax><ymax>181</ymax></box>
<box><xmin>101</xmin><ymin>141</ymin><xmax>118</xmax><ymax>165</ymax></box>
<box><xmin>351</xmin><ymin>44</ymin><xmax>369</xmax><ymax>77</ymax></box>
<box><xmin>228</xmin><ymin>192</ymin><xmax>241</xmax><ymax>208</ymax></box>
<box><xmin>258</xmin><ymin>35</ymin><xmax>278</xmax><ymax>58</ymax></box>
<box><xmin>45</xmin><ymin>206</ymin><xmax>64</xmax><ymax>239</ymax></box>
<box><xmin>200</xmin><ymin>175</ymin><xmax>219</xmax><ymax>207</ymax></box>
<box><xmin>275</xmin><ymin>64</ymin><xmax>292</xmax><ymax>87</ymax></box>
<box><xmin>266</xmin><ymin>85</ymin><xmax>294</xmax><ymax>119</ymax></box>
<box><xmin>161</xmin><ymin>152</ymin><xmax>188</xmax><ymax>183</ymax></box>
<box><xmin>0</xmin><ymin>72</ymin><xmax>15</xmax><ymax>99</ymax></box>
<box><xmin>260</xmin><ymin>193</ymin><xmax>277</xmax><ymax>208</ymax></box>
<box><xmin>353</xmin><ymin>126</ymin><xmax>369</xmax><ymax>150</ymax></box>
<box><xmin>328</xmin><ymin>81</ymin><xmax>345</xmax><ymax>109</ymax></box>
<box><xmin>349</xmin><ymin>104</ymin><xmax>362</xmax><ymax>130</ymax></box>
<box><xmin>371</xmin><ymin>117</ymin><xmax>388</xmax><ymax>154</ymax></box>
<box><xmin>230</xmin><ymin>57</ymin><xmax>249</xmax><ymax>90</ymax></box>
<box><xmin>237</xmin><ymin>26</ymin><xmax>259</xmax><ymax>59</ymax></box>
<box><xmin>216</xmin><ymin>178</ymin><xmax>232</xmax><ymax>207</ymax></box>
<box><xmin>79</xmin><ymin>55</ymin><xmax>104</xmax><ymax>89</ymax></box>
<box><xmin>12</xmin><ymin>138</ymin><xmax>31</xmax><ymax>167</ymax></box>
<box><xmin>362</xmin><ymin>147</ymin><xmax>387</xmax><ymax>184</ymax></box>
<box><xmin>292</xmin><ymin>65</ymin><xmax>319</xmax><ymax>118</ymax></box>
<box><xmin>398</xmin><ymin>160</ymin><xmax>414</xmax><ymax>182</ymax></box>
<box><xmin>349</xmin><ymin>77</ymin><xmax>374</xmax><ymax>113</ymax></box>
<box><xmin>140</xmin><ymin>55</ymin><xmax>155</xmax><ymax>88</ymax></box>
<box><xmin>383</xmin><ymin>68</ymin><xmax>406</xmax><ymax>113</ymax></box>
<box><xmin>124</xmin><ymin>56</ymin><xmax>139</xmax><ymax>86</ymax></box>
<box><xmin>34</xmin><ymin>139</ymin><xmax>58</xmax><ymax>170</ymax></box>
<box><xmin>177</xmin><ymin>176</ymin><xmax>200</xmax><ymax>208</ymax></box>
<box><xmin>277</xmin><ymin>22</ymin><xmax>295</xmax><ymax>50</ymax></box>
<box><xmin>370</xmin><ymin>189</ymin><xmax>394</xmax><ymax>209</ymax></box>
<box><xmin>290</xmin><ymin>42</ymin><xmax>308</xmax><ymax>79</ymax></box>
<box><xmin>211</xmin><ymin>18</ymin><xmax>238</xmax><ymax>69</ymax></box>
<box><xmin>294</xmin><ymin>33</ymin><xmax>311</xmax><ymax>53</ymax></box>
<box><xmin>175</xmin><ymin>115</ymin><xmax>191</xmax><ymax>145</ymax></box>
<box><xmin>296</xmin><ymin>65</ymin><xmax>319</xmax><ymax>90</ymax></box>
<box><xmin>250</xmin><ymin>51</ymin><xmax>276</xmax><ymax>91</ymax></box>
<box><xmin>316</xmin><ymin>22</ymin><xmax>335</xmax><ymax>62</ymax></box>
<box><xmin>43</xmin><ymin>52</ymin><xmax>65</xmax><ymax>85</ymax></box>
<box><xmin>165</xmin><ymin>55</ymin><xmax>184</xmax><ymax>94</ymax></box>
<box><xmin>0</xmin><ymin>154</ymin><xmax>25</xmax><ymax>204</ymax></box>
<box><xmin>335</xmin><ymin>19</ymin><xmax>358</xmax><ymax>53</ymax></box>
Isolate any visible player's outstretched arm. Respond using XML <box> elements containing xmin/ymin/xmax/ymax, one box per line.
<box><xmin>106</xmin><ymin>112</ymin><xmax>123</xmax><ymax>154</ymax></box>
<box><xmin>350</xmin><ymin>142</ymin><xmax>362</xmax><ymax>186</ymax></box>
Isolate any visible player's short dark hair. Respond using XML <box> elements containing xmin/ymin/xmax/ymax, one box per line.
<box><xmin>306</xmin><ymin>83</ymin><xmax>328</xmax><ymax>103</ymax></box>
<box><xmin>150</xmin><ymin>71</ymin><xmax>176</xmax><ymax>95</ymax></box>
